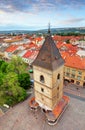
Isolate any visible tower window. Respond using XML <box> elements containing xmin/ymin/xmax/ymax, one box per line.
<box><xmin>40</xmin><ymin>75</ymin><xmax>44</xmax><ymax>83</ymax></box>
<box><xmin>57</xmin><ymin>74</ymin><xmax>60</xmax><ymax>79</ymax></box>
<box><xmin>41</xmin><ymin>88</ymin><xmax>44</xmax><ymax>92</ymax></box>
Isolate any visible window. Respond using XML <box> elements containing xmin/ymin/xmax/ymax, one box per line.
<box><xmin>71</xmin><ymin>74</ymin><xmax>75</xmax><ymax>78</ymax></box>
<box><xmin>83</xmin><ymin>82</ymin><xmax>85</xmax><ymax>87</ymax></box>
<box><xmin>41</xmin><ymin>88</ymin><xmax>44</xmax><ymax>92</ymax></box>
<box><xmin>84</xmin><ymin>77</ymin><xmax>85</xmax><ymax>80</ymax></box>
<box><xmin>77</xmin><ymin>76</ymin><xmax>81</xmax><ymax>80</ymax></box>
<box><xmin>78</xmin><ymin>71</ymin><xmax>82</xmax><ymax>75</ymax></box>
<box><xmin>67</xmin><ymin>68</ymin><xmax>70</xmax><ymax>72</ymax></box>
<box><xmin>40</xmin><ymin>75</ymin><xmax>44</xmax><ymax>83</ymax></box>
<box><xmin>66</xmin><ymin>72</ymin><xmax>70</xmax><ymax>77</ymax></box>
<box><xmin>72</xmin><ymin>69</ymin><xmax>76</xmax><ymax>74</ymax></box>
<box><xmin>76</xmin><ymin>81</ymin><xmax>80</xmax><ymax>85</ymax></box>
<box><xmin>57</xmin><ymin>74</ymin><xmax>60</xmax><ymax>79</ymax></box>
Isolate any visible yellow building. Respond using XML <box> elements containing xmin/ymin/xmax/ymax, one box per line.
<box><xmin>33</xmin><ymin>31</ymin><xmax>65</xmax><ymax>111</ymax></box>
<box><xmin>63</xmin><ymin>55</ymin><xmax>85</xmax><ymax>88</ymax></box>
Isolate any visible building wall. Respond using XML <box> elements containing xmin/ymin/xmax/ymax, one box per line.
<box><xmin>33</xmin><ymin>66</ymin><xmax>53</xmax><ymax>88</ymax></box>
<box><xmin>33</xmin><ymin>65</ymin><xmax>64</xmax><ymax>110</ymax></box>
<box><xmin>52</xmin><ymin>66</ymin><xmax>64</xmax><ymax>107</ymax></box>
<box><xmin>64</xmin><ymin>66</ymin><xmax>85</xmax><ymax>87</ymax></box>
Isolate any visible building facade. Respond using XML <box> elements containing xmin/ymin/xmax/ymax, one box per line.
<box><xmin>64</xmin><ymin>66</ymin><xmax>85</xmax><ymax>87</ymax></box>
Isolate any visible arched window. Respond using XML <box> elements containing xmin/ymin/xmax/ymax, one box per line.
<box><xmin>57</xmin><ymin>73</ymin><xmax>60</xmax><ymax>79</ymax></box>
<box><xmin>40</xmin><ymin>75</ymin><xmax>44</xmax><ymax>83</ymax></box>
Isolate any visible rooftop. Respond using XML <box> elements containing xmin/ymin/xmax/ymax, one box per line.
<box><xmin>64</xmin><ymin>54</ymin><xmax>85</xmax><ymax>70</ymax></box>
<box><xmin>33</xmin><ymin>34</ymin><xmax>64</xmax><ymax>70</ymax></box>
<box><xmin>5</xmin><ymin>45</ymin><xmax>18</xmax><ymax>53</ymax></box>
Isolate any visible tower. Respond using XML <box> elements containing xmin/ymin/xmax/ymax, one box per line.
<box><xmin>33</xmin><ymin>29</ymin><xmax>65</xmax><ymax>111</ymax></box>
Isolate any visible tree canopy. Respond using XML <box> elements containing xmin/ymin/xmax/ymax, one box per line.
<box><xmin>6</xmin><ymin>56</ymin><xmax>27</xmax><ymax>74</ymax></box>
<box><xmin>18</xmin><ymin>73</ymin><xmax>31</xmax><ymax>89</ymax></box>
<box><xmin>0</xmin><ymin>56</ymin><xmax>30</xmax><ymax>106</ymax></box>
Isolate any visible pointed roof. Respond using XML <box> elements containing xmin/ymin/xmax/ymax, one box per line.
<box><xmin>33</xmin><ymin>34</ymin><xmax>64</xmax><ymax>70</ymax></box>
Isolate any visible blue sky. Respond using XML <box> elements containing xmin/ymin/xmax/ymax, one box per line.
<box><xmin>0</xmin><ymin>0</ymin><xmax>85</xmax><ymax>30</ymax></box>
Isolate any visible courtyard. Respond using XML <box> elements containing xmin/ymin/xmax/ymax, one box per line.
<box><xmin>0</xmin><ymin>93</ymin><xmax>85</xmax><ymax>130</ymax></box>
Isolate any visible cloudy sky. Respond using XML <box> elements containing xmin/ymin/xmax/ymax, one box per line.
<box><xmin>0</xmin><ymin>0</ymin><xmax>85</xmax><ymax>30</ymax></box>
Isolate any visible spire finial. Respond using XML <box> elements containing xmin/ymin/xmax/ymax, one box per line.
<box><xmin>48</xmin><ymin>22</ymin><xmax>51</xmax><ymax>34</ymax></box>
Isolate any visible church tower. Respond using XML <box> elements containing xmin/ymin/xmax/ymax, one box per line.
<box><xmin>33</xmin><ymin>28</ymin><xmax>65</xmax><ymax>111</ymax></box>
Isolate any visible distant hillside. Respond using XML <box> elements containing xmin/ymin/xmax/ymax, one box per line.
<box><xmin>37</xmin><ymin>27</ymin><xmax>85</xmax><ymax>34</ymax></box>
<box><xmin>0</xmin><ymin>27</ymin><xmax>85</xmax><ymax>35</ymax></box>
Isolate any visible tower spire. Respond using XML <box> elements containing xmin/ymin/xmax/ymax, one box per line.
<box><xmin>48</xmin><ymin>22</ymin><xmax>51</xmax><ymax>34</ymax></box>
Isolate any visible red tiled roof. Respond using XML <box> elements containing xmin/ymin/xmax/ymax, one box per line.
<box><xmin>53</xmin><ymin>95</ymin><xmax>69</xmax><ymax>117</ymax></box>
<box><xmin>23</xmin><ymin>50</ymin><xmax>33</xmax><ymax>58</ymax></box>
<box><xmin>64</xmin><ymin>54</ymin><xmax>85</xmax><ymax>69</ymax></box>
<box><xmin>29</xmin><ymin>43</ymin><xmax>38</xmax><ymax>48</ymax></box>
<box><xmin>23</xmin><ymin>43</ymin><xmax>38</xmax><ymax>49</ymax></box>
<box><xmin>23</xmin><ymin>44</ymin><xmax>30</xmax><ymax>49</ymax></box>
<box><xmin>29</xmin><ymin>51</ymin><xmax>39</xmax><ymax>59</ymax></box>
<box><xmin>34</xmin><ymin>37</ymin><xmax>43</xmax><ymax>41</ymax></box>
<box><xmin>53</xmin><ymin>35</ymin><xmax>82</xmax><ymax>42</ymax></box>
<box><xmin>5</xmin><ymin>45</ymin><xmax>18</xmax><ymax>52</ymax></box>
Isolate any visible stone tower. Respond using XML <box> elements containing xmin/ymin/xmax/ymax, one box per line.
<box><xmin>33</xmin><ymin>30</ymin><xmax>64</xmax><ymax>111</ymax></box>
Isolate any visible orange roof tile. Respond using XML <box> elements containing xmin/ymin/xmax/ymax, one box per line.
<box><xmin>28</xmin><ymin>51</ymin><xmax>39</xmax><ymax>59</ymax></box>
<box><xmin>65</xmin><ymin>54</ymin><xmax>85</xmax><ymax>69</ymax></box>
<box><xmin>5</xmin><ymin>45</ymin><xmax>18</xmax><ymax>52</ymax></box>
<box><xmin>23</xmin><ymin>50</ymin><xmax>33</xmax><ymax>58</ymax></box>
<box><xmin>53</xmin><ymin>95</ymin><xmax>69</xmax><ymax>118</ymax></box>
<box><xmin>29</xmin><ymin>97</ymin><xmax>39</xmax><ymax>108</ymax></box>
<box><xmin>29</xmin><ymin>43</ymin><xmax>38</xmax><ymax>48</ymax></box>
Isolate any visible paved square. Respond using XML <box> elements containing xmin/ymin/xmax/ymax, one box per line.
<box><xmin>0</xmin><ymin>95</ymin><xmax>85</xmax><ymax>130</ymax></box>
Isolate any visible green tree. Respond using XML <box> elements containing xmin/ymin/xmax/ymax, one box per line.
<box><xmin>0</xmin><ymin>71</ymin><xmax>4</xmax><ymax>85</ymax></box>
<box><xmin>0</xmin><ymin>72</ymin><xmax>27</xmax><ymax>106</ymax></box>
<box><xmin>0</xmin><ymin>62</ymin><xmax>8</xmax><ymax>73</ymax></box>
<box><xmin>18</xmin><ymin>73</ymin><xmax>31</xmax><ymax>89</ymax></box>
<box><xmin>0</xmin><ymin>59</ymin><xmax>4</xmax><ymax>69</ymax></box>
<box><xmin>6</xmin><ymin>56</ymin><xmax>27</xmax><ymax>75</ymax></box>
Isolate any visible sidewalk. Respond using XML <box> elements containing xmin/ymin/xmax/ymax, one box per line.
<box><xmin>64</xmin><ymin>83</ymin><xmax>85</xmax><ymax>99</ymax></box>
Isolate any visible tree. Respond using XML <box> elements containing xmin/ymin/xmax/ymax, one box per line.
<box><xmin>0</xmin><ymin>72</ymin><xmax>27</xmax><ymax>106</ymax></box>
<box><xmin>0</xmin><ymin>62</ymin><xmax>8</xmax><ymax>73</ymax></box>
<box><xmin>6</xmin><ymin>56</ymin><xmax>27</xmax><ymax>75</ymax></box>
<box><xmin>18</xmin><ymin>73</ymin><xmax>31</xmax><ymax>89</ymax></box>
<box><xmin>0</xmin><ymin>71</ymin><xmax>4</xmax><ymax>85</ymax></box>
<box><xmin>0</xmin><ymin>59</ymin><xmax>4</xmax><ymax>69</ymax></box>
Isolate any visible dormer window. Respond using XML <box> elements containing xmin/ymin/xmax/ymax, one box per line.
<box><xmin>40</xmin><ymin>75</ymin><xmax>44</xmax><ymax>83</ymax></box>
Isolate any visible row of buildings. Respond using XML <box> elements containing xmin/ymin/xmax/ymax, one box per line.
<box><xmin>0</xmin><ymin>34</ymin><xmax>85</xmax><ymax>87</ymax></box>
